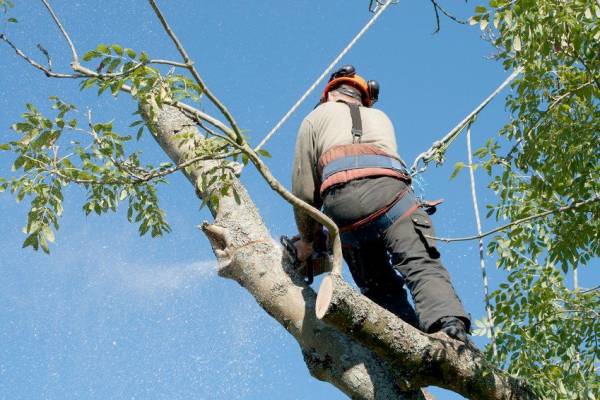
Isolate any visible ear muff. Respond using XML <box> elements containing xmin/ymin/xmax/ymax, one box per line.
<box><xmin>367</xmin><ymin>80</ymin><xmax>380</xmax><ymax>105</ymax></box>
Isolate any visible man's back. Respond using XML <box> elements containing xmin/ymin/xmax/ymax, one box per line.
<box><xmin>302</xmin><ymin>101</ymin><xmax>399</xmax><ymax>159</ymax></box>
<box><xmin>292</xmin><ymin>101</ymin><xmax>400</xmax><ymax>207</ymax></box>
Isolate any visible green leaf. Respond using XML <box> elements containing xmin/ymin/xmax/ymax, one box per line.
<box><xmin>257</xmin><ymin>149</ymin><xmax>271</xmax><ymax>158</ymax></box>
<box><xmin>82</xmin><ymin>50</ymin><xmax>98</xmax><ymax>61</ymax></box>
<box><xmin>22</xmin><ymin>234</ymin><xmax>38</xmax><ymax>250</ymax></box>
<box><xmin>512</xmin><ymin>36</ymin><xmax>522</xmax><ymax>51</ymax></box>
<box><xmin>7</xmin><ymin>17</ymin><xmax>17</xmax><ymax>22</ymax></box>
<box><xmin>125</xmin><ymin>48</ymin><xmax>137</xmax><ymax>59</ymax></box>
<box><xmin>480</xmin><ymin>18</ymin><xmax>489</xmax><ymax>31</ymax></box>
<box><xmin>12</xmin><ymin>155</ymin><xmax>25</xmax><ymax>171</ymax></box>
<box><xmin>96</xmin><ymin>43</ymin><xmax>110</xmax><ymax>55</ymax></box>
<box><xmin>111</xmin><ymin>44</ymin><xmax>123</xmax><ymax>56</ymax></box>
<box><xmin>450</xmin><ymin>161</ymin><xmax>465</xmax><ymax>180</ymax></box>
<box><xmin>40</xmin><ymin>237</ymin><xmax>49</xmax><ymax>254</ymax></box>
<box><xmin>43</xmin><ymin>227</ymin><xmax>55</xmax><ymax>243</ymax></box>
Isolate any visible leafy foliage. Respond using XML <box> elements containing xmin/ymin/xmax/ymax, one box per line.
<box><xmin>1</xmin><ymin>98</ymin><xmax>173</xmax><ymax>252</ymax></box>
<box><xmin>0</xmin><ymin>43</ymin><xmax>252</xmax><ymax>252</ymax></box>
<box><xmin>468</xmin><ymin>0</ymin><xmax>599</xmax><ymax>397</ymax></box>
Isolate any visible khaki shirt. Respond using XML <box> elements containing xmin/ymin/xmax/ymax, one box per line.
<box><xmin>291</xmin><ymin>101</ymin><xmax>400</xmax><ymax>240</ymax></box>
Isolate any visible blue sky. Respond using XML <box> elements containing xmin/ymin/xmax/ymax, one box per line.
<box><xmin>0</xmin><ymin>1</ymin><xmax>596</xmax><ymax>400</ymax></box>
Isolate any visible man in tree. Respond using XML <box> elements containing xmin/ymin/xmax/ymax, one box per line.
<box><xmin>292</xmin><ymin>65</ymin><xmax>471</xmax><ymax>342</ymax></box>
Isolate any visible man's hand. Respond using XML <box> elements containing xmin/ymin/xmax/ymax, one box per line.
<box><xmin>293</xmin><ymin>239</ymin><xmax>314</xmax><ymax>262</ymax></box>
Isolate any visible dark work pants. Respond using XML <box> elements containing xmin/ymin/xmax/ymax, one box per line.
<box><xmin>323</xmin><ymin>177</ymin><xmax>470</xmax><ymax>332</ymax></box>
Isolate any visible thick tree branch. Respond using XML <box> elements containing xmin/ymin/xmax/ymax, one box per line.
<box><xmin>316</xmin><ymin>274</ymin><xmax>538</xmax><ymax>400</ymax></box>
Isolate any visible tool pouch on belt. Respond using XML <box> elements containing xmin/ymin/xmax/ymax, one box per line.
<box><xmin>410</xmin><ymin>210</ymin><xmax>441</xmax><ymax>259</ymax></box>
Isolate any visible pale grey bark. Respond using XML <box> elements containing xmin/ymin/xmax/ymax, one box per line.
<box><xmin>317</xmin><ymin>275</ymin><xmax>537</xmax><ymax>400</ymax></box>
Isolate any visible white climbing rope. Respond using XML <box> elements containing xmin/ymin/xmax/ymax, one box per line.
<box><xmin>254</xmin><ymin>0</ymin><xmax>397</xmax><ymax>152</ymax></box>
<box><xmin>466</xmin><ymin>123</ymin><xmax>497</xmax><ymax>357</ymax></box>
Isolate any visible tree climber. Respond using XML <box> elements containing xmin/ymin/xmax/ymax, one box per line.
<box><xmin>291</xmin><ymin>65</ymin><xmax>471</xmax><ymax>342</ymax></box>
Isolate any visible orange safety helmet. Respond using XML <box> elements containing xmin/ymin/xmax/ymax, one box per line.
<box><xmin>320</xmin><ymin>65</ymin><xmax>379</xmax><ymax>107</ymax></box>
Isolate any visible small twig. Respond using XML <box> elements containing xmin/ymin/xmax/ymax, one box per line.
<box><xmin>580</xmin><ymin>285</ymin><xmax>600</xmax><ymax>294</ymax></box>
<box><xmin>430</xmin><ymin>0</ymin><xmax>442</xmax><ymax>34</ymax></box>
<box><xmin>40</xmin><ymin>0</ymin><xmax>79</xmax><ymax>63</ymax></box>
<box><xmin>8</xmin><ymin>44</ymin><xmax>234</xmax><ymax>141</ymax></box>
<box><xmin>36</xmin><ymin>43</ymin><xmax>52</xmax><ymax>70</ymax></box>
<box><xmin>69</xmin><ymin>62</ymin><xmax>235</xmax><ymax>138</ymax></box>
<box><xmin>149</xmin><ymin>59</ymin><xmax>188</xmax><ymax>68</ymax></box>
<box><xmin>138</xmin><ymin>150</ymin><xmax>239</xmax><ymax>183</ymax></box>
<box><xmin>430</xmin><ymin>0</ymin><xmax>467</xmax><ymax>30</ymax></box>
<box><xmin>86</xmin><ymin>109</ymin><xmax>145</xmax><ymax>182</ymax></box>
<box><xmin>428</xmin><ymin>197</ymin><xmax>599</xmax><ymax>243</ymax></box>
<box><xmin>0</xmin><ymin>33</ymin><xmax>81</xmax><ymax>78</ymax></box>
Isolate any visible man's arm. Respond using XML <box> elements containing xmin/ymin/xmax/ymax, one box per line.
<box><xmin>291</xmin><ymin>119</ymin><xmax>323</xmax><ymax>255</ymax></box>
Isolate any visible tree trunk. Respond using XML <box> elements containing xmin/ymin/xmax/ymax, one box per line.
<box><xmin>143</xmin><ymin>103</ymin><xmax>536</xmax><ymax>400</ymax></box>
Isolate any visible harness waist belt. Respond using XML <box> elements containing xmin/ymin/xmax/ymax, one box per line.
<box><xmin>322</xmin><ymin>154</ymin><xmax>409</xmax><ymax>181</ymax></box>
<box><xmin>340</xmin><ymin>189</ymin><xmax>419</xmax><ymax>243</ymax></box>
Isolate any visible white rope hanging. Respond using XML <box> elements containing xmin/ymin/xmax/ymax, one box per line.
<box><xmin>254</xmin><ymin>0</ymin><xmax>397</xmax><ymax>152</ymax></box>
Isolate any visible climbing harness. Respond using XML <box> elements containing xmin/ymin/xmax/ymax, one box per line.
<box><xmin>315</xmin><ymin>98</ymin><xmax>433</xmax><ymax>241</ymax></box>
<box><xmin>318</xmin><ymin>98</ymin><xmax>411</xmax><ymax>195</ymax></box>
<box><xmin>315</xmin><ymin>97</ymin><xmax>444</xmax><ymax>246</ymax></box>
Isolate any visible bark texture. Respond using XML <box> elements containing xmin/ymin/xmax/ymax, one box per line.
<box><xmin>317</xmin><ymin>275</ymin><xmax>538</xmax><ymax>400</ymax></box>
<box><xmin>143</xmin><ymin>104</ymin><xmax>535</xmax><ymax>400</ymax></box>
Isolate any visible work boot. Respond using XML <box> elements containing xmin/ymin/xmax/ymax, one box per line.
<box><xmin>438</xmin><ymin>317</ymin><xmax>469</xmax><ymax>343</ymax></box>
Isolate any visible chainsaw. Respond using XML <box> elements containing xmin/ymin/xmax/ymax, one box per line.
<box><xmin>280</xmin><ymin>234</ymin><xmax>332</xmax><ymax>284</ymax></box>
